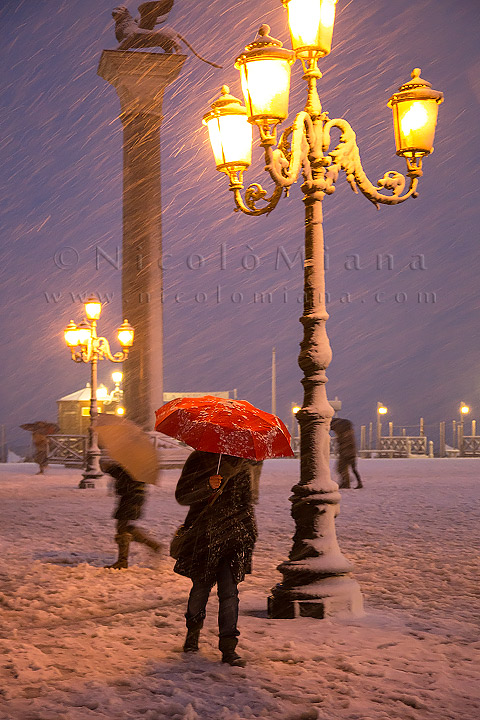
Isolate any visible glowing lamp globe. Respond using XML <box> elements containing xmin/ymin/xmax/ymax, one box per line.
<box><xmin>282</xmin><ymin>0</ymin><xmax>338</xmax><ymax>60</ymax></box>
<box><xmin>235</xmin><ymin>25</ymin><xmax>295</xmax><ymax>128</ymax></box>
<box><xmin>112</xmin><ymin>371</ymin><xmax>123</xmax><ymax>384</ymax></box>
<box><xmin>84</xmin><ymin>297</ymin><xmax>102</xmax><ymax>321</ymax></box>
<box><xmin>64</xmin><ymin>321</ymin><xmax>79</xmax><ymax>348</ymax></box>
<box><xmin>77</xmin><ymin>321</ymin><xmax>92</xmax><ymax>347</ymax></box>
<box><xmin>96</xmin><ymin>385</ymin><xmax>108</xmax><ymax>401</ymax></box>
<box><xmin>203</xmin><ymin>86</ymin><xmax>252</xmax><ymax>173</ymax></box>
<box><xmin>388</xmin><ymin>69</ymin><xmax>443</xmax><ymax>158</ymax></box>
<box><xmin>117</xmin><ymin>319</ymin><xmax>134</xmax><ymax>348</ymax></box>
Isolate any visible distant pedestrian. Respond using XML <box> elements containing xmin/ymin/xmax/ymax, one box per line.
<box><xmin>173</xmin><ymin>451</ymin><xmax>258</xmax><ymax>666</ymax></box>
<box><xmin>32</xmin><ymin>431</ymin><xmax>49</xmax><ymax>475</ymax></box>
<box><xmin>330</xmin><ymin>418</ymin><xmax>363</xmax><ymax>489</ymax></box>
<box><xmin>103</xmin><ymin>462</ymin><xmax>162</xmax><ymax>569</ymax></box>
<box><xmin>20</xmin><ymin>421</ymin><xmax>59</xmax><ymax>475</ymax></box>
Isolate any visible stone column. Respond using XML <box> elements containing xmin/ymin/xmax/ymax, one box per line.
<box><xmin>98</xmin><ymin>51</ymin><xmax>186</xmax><ymax>428</ymax></box>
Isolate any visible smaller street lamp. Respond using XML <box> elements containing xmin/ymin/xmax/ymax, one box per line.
<box><xmin>458</xmin><ymin>402</ymin><xmax>470</xmax><ymax>454</ymax></box>
<box><xmin>459</xmin><ymin>402</ymin><xmax>470</xmax><ymax>417</ymax></box>
<box><xmin>376</xmin><ymin>402</ymin><xmax>388</xmax><ymax>449</ymax></box>
<box><xmin>64</xmin><ymin>297</ymin><xmax>134</xmax><ymax>488</ymax></box>
<box><xmin>291</xmin><ymin>403</ymin><xmax>301</xmax><ymax>442</ymax></box>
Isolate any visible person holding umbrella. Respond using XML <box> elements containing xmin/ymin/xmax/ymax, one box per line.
<box><xmin>155</xmin><ymin>395</ymin><xmax>294</xmax><ymax>666</ymax></box>
<box><xmin>102</xmin><ymin>461</ymin><xmax>162</xmax><ymax>569</ymax></box>
<box><xmin>95</xmin><ymin>415</ymin><xmax>162</xmax><ymax>569</ymax></box>
<box><xmin>173</xmin><ymin>450</ymin><xmax>258</xmax><ymax>667</ymax></box>
<box><xmin>20</xmin><ymin>422</ymin><xmax>59</xmax><ymax>475</ymax></box>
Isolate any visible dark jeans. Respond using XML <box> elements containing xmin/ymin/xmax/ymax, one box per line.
<box><xmin>337</xmin><ymin>457</ymin><xmax>363</xmax><ymax>488</ymax></box>
<box><xmin>186</xmin><ymin>557</ymin><xmax>239</xmax><ymax>638</ymax></box>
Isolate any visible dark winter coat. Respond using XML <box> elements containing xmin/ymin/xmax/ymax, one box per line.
<box><xmin>108</xmin><ymin>465</ymin><xmax>146</xmax><ymax>522</ymax></box>
<box><xmin>173</xmin><ymin>451</ymin><xmax>257</xmax><ymax>586</ymax></box>
<box><xmin>330</xmin><ymin>418</ymin><xmax>357</xmax><ymax>461</ymax></box>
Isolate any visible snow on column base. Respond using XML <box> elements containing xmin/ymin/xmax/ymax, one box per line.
<box><xmin>267</xmin><ymin>576</ymin><xmax>364</xmax><ymax>619</ymax></box>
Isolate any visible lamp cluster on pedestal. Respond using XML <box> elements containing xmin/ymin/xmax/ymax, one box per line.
<box><xmin>64</xmin><ymin>297</ymin><xmax>134</xmax><ymax>488</ymax></box>
<box><xmin>202</xmin><ymin>0</ymin><xmax>443</xmax><ymax>619</ymax></box>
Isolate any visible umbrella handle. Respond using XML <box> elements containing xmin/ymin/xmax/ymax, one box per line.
<box><xmin>216</xmin><ymin>453</ymin><xmax>222</xmax><ymax>475</ymax></box>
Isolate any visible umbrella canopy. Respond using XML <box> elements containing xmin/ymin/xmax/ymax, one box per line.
<box><xmin>154</xmin><ymin>395</ymin><xmax>294</xmax><ymax>461</ymax></box>
<box><xmin>96</xmin><ymin>415</ymin><xmax>159</xmax><ymax>485</ymax></box>
<box><xmin>20</xmin><ymin>421</ymin><xmax>60</xmax><ymax>435</ymax></box>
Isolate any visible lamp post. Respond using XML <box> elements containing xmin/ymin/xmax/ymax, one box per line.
<box><xmin>203</xmin><ymin>0</ymin><xmax>442</xmax><ymax>619</ymax></box>
<box><xmin>459</xmin><ymin>402</ymin><xmax>469</xmax><ymax>455</ymax></box>
<box><xmin>64</xmin><ymin>298</ymin><xmax>134</xmax><ymax>488</ymax></box>
<box><xmin>377</xmin><ymin>402</ymin><xmax>388</xmax><ymax>449</ymax></box>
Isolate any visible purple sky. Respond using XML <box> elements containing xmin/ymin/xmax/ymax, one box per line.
<box><xmin>1</xmin><ymin>0</ymin><xmax>479</xmax><ymax>452</ymax></box>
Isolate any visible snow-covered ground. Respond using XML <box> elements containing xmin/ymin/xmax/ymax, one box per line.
<box><xmin>0</xmin><ymin>458</ymin><xmax>479</xmax><ymax>720</ymax></box>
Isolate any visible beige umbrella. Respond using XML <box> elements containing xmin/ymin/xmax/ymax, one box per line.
<box><xmin>96</xmin><ymin>415</ymin><xmax>159</xmax><ymax>485</ymax></box>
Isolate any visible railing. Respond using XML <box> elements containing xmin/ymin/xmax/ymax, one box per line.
<box><xmin>375</xmin><ymin>436</ymin><xmax>427</xmax><ymax>458</ymax></box>
<box><xmin>47</xmin><ymin>435</ymin><xmax>87</xmax><ymax>467</ymax></box>
<box><xmin>461</xmin><ymin>436</ymin><xmax>480</xmax><ymax>457</ymax></box>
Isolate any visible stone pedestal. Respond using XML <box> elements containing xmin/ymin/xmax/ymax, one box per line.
<box><xmin>98</xmin><ymin>51</ymin><xmax>186</xmax><ymax>428</ymax></box>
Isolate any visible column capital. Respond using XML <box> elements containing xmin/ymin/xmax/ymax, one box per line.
<box><xmin>98</xmin><ymin>50</ymin><xmax>186</xmax><ymax>117</ymax></box>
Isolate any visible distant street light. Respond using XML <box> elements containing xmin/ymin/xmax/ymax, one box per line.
<box><xmin>203</xmin><ymin>0</ymin><xmax>442</xmax><ymax>619</ymax></box>
<box><xmin>291</xmin><ymin>404</ymin><xmax>301</xmax><ymax>444</ymax></box>
<box><xmin>376</xmin><ymin>402</ymin><xmax>388</xmax><ymax>448</ymax></box>
<box><xmin>64</xmin><ymin>297</ymin><xmax>134</xmax><ymax>488</ymax></box>
<box><xmin>458</xmin><ymin>402</ymin><xmax>470</xmax><ymax>455</ymax></box>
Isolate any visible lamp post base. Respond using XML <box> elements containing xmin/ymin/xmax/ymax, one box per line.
<box><xmin>268</xmin><ymin>576</ymin><xmax>364</xmax><ymax>619</ymax></box>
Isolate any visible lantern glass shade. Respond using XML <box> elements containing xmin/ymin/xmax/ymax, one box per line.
<box><xmin>205</xmin><ymin>113</ymin><xmax>252</xmax><ymax>172</ymax></box>
<box><xmin>77</xmin><ymin>322</ymin><xmax>92</xmax><ymax>346</ymax></box>
<box><xmin>239</xmin><ymin>57</ymin><xmax>292</xmax><ymax>124</ymax></box>
<box><xmin>392</xmin><ymin>99</ymin><xmax>440</xmax><ymax>157</ymax></box>
<box><xmin>203</xmin><ymin>86</ymin><xmax>252</xmax><ymax>173</ymax></box>
<box><xmin>112</xmin><ymin>371</ymin><xmax>123</xmax><ymax>384</ymax></box>
<box><xmin>84</xmin><ymin>298</ymin><xmax>102</xmax><ymax>320</ymax></box>
<box><xmin>388</xmin><ymin>69</ymin><xmax>443</xmax><ymax>158</ymax></box>
<box><xmin>284</xmin><ymin>0</ymin><xmax>337</xmax><ymax>59</ymax></box>
<box><xmin>117</xmin><ymin>320</ymin><xmax>134</xmax><ymax>348</ymax></box>
<box><xmin>64</xmin><ymin>321</ymin><xmax>79</xmax><ymax>347</ymax></box>
<box><xmin>96</xmin><ymin>385</ymin><xmax>108</xmax><ymax>401</ymax></box>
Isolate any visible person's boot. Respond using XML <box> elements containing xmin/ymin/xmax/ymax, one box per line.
<box><xmin>105</xmin><ymin>533</ymin><xmax>131</xmax><ymax>569</ymax></box>
<box><xmin>183</xmin><ymin>611</ymin><xmax>205</xmax><ymax>653</ymax></box>
<box><xmin>129</xmin><ymin>527</ymin><xmax>163</xmax><ymax>553</ymax></box>
<box><xmin>219</xmin><ymin>636</ymin><xmax>246</xmax><ymax>667</ymax></box>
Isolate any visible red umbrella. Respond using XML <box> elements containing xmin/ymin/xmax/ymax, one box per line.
<box><xmin>154</xmin><ymin>395</ymin><xmax>294</xmax><ymax>461</ymax></box>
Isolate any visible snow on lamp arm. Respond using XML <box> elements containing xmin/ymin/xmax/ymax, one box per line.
<box><xmin>203</xmin><ymin>2</ymin><xmax>443</xmax><ymax>621</ymax></box>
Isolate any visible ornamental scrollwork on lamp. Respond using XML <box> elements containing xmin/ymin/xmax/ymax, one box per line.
<box><xmin>69</xmin><ymin>336</ymin><xmax>130</xmax><ymax>364</ymax></box>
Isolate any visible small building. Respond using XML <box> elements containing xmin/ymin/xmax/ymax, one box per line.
<box><xmin>57</xmin><ymin>388</ymin><xmax>231</xmax><ymax>435</ymax></box>
<box><xmin>57</xmin><ymin>384</ymin><xmax>122</xmax><ymax>435</ymax></box>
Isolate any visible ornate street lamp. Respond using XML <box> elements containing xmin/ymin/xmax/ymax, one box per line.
<box><xmin>203</xmin><ymin>1</ymin><xmax>442</xmax><ymax>619</ymax></box>
<box><xmin>64</xmin><ymin>298</ymin><xmax>134</xmax><ymax>488</ymax></box>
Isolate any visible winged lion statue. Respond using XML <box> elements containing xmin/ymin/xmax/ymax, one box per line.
<box><xmin>112</xmin><ymin>1</ymin><xmax>222</xmax><ymax>68</ymax></box>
